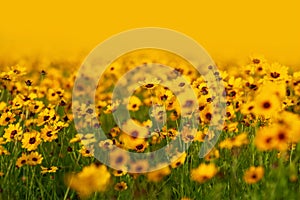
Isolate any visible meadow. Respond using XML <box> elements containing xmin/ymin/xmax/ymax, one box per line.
<box><xmin>0</xmin><ymin>50</ymin><xmax>300</xmax><ymax>200</ymax></box>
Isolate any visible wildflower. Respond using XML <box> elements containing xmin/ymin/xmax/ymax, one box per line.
<box><xmin>0</xmin><ymin>145</ymin><xmax>10</xmax><ymax>155</ymax></box>
<box><xmin>0</xmin><ymin>102</ymin><xmax>7</xmax><ymax>111</ymax></box>
<box><xmin>40</xmin><ymin>125</ymin><xmax>58</xmax><ymax>142</ymax></box>
<box><xmin>150</xmin><ymin>105</ymin><xmax>166</xmax><ymax>123</ymax></box>
<box><xmin>16</xmin><ymin>153</ymin><xmax>28</xmax><ymax>168</ymax></box>
<box><xmin>114</xmin><ymin>181</ymin><xmax>128</xmax><ymax>191</ymax></box>
<box><xmin>265</xmin><ymin>63</ymin><xmax>289</xmax><ymax>82</ymax></box>
<box><xmin>36</xmin><ymin>108</ymin><xmax>56</xmax><ymax>126</ymax></box>
<box><xmin>21</xmin><ymin>130</ymin><xmax>41</xmax><ymax>151</ymax></box>
<box><xmin>243</xmin><ymin>166</ymin><xmax>264</xmax><ymax>184</ymax></box>
<box><xmin>138</xmin><ymin>77</ymin><xmax>161</xmax><ymax>90</ymax></box>
<box><xmin>190</xmin><ymin>163</ymin><xmax>218</xmax><ymax>183</ymax></box>
<box><xmin>79</xmin><ymin>146</ymin><xmax>94</xmax><ymax>157</ymax></box>
<box><xmin>219</xmin><ymin>133</ymin><xmax>249</xmax><ymax>149</ymax></box>
<box><xmin>28</xmin><ymin>100</ymin><xmax>44</xmax><ymax>114</ymax></box>
<box><xmin>109</xmin><ymin>149</ymin><xmax>129</xmax><ymax>170</ymax></box>
<box><xmin>130</xmin><ymin>160</ymin><xmax>149</xmax><ymax>173</ymax></box>
<box><xmin>204</xmin><ymin>149</ymin><xmax>220</xmax><ymax>161</ymax></box>
<box><xmin>79</xmin><ymin>133</ymin><xmax>96</xmax><ymax>146</ymax></box>
<box><xmin>65</xmin><ymin>163</ymin><xmax>111</xmax><ymax>198</ymax></box>
<box><xmin>0</xmin><ymin>111</ymin><xmax>16</xmax><ymax>126</ymax></box>
<box><xmin>146</xmin><ymin>165</ymin><xmax>171</xmax><ymax>182</ymax></box>
<box><xmin>253</xmin><ymin>93</ymin><xmax>281</xmax><ymax>117</ymax></box>
<box><xmin>69</xmin><ymin>134</ymin><xmax>81</xmax><ymax>143</ymax></box>
<box><xmin>41</xmin><ymin>166</ymin><xmax>58</xmax><ymax>174</ymax></box>
<box><xmin>127</xmin><ymin>96</ymin><xmax>142</xmax><ymax>111</ymax></box>
<box><xmin>27</xmin><ymin>152</ymin><xmax>43</xmax><ymax>166</ymax></box>
<box><xmin>99</xmin><ymin>139</ymin><xmax>114</xmax><ymax>150</ymax></box>
<box><xmin>255</xmin><ymin>124</ymin><xmax>291</xmax><ymax>151</ymax></box>
<box><xmin>112</xmin><ymin>168</ymin><xmax>127</xmax><ymax>177</ymax></box>
<box><xmin>170</xmin><ymin>152</ymin><xmax>187</xmax><ymax>168</ymax></box>
<box><xmin>110</xmin><ymin>127</ymin><xmax>121</xmax><ymax>137</ymax></box>
<box><xmin>3</xmin><ymin>123</ymin><xmax>23</xmax><ymax>142</ymax></box>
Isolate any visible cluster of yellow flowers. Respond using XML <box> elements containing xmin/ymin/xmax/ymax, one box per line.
<box><xmin>1</xmin><ymin>51</ymin><xmax>300</xmax><ymax>198</ymax></box>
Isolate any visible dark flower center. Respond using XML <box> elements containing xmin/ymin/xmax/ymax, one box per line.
<box><xmin>29</xmin><ymin>137</ymin><xmax>36</xmax><ymax>144</ymax></box>
<box><xmin>270</xmin><ymin>72</ymin><xmax>280</xmax><ymax>78</ymax></box>
<box><xmin>263</xmin><ymin>102</ymin><xmax>271</xmax><ymax>109</ymax></box>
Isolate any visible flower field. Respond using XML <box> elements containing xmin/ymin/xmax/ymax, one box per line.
<box><xmin>0</xmin><ymin>51</ymin><xmax>300</xmax><ymax>200</ymax></box>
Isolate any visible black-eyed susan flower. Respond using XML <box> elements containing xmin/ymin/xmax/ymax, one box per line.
<box><xmin>243</xmin><ymin>166</ymin><xmax>264</xmax><ymax>184</ymax></box>
<box><xmin>112</xmin><ymin>168</ymin><xmax>127</xmax><ymax>177</ymax></box>
<box><xmin>21</xmin><ymin>130</ymin><xmax>41</xmax><ymax>151</ymax></box>
<box><xmin>266</xmin><ymin>63</ymin><xmax>289</xmax><ymax>82</ymax></box>
<box><xmin>36</xmin><ymin>107</ymin><xmax>56</xmax><ymax>126</ymax></box>
<box><xmin>114</xmin><ymin>181</ymin><xmax>128</xmax><ymax>191</ymax></box>
<box><xmin>28</xmin><ymin>100</ymin><xmax>44</xmax><ymax>114</ymax></box>
<box><xmin>253</xmin><ymin>93</ymin><xmax>281</xmax><ymax>117</ymax></box>
<box><xmin>40</xmin><ymin>125</ymin><xmax>58</xmax><ymax>142</ymax></box>
<box><xmin>0</xmin><ymin>111</ymin><xmax>16</xmax><ymax>126</ymax></box>
<box><xmin>3</xmin><ymin>123</ymin><xmax>23</xmax><ymax>142</ymax></box>
<box><xmin>190</xmin><ymin>163</ymin><xmax>218</xmax><ymax>183</ymax></box>
<box><xmin>127</xmin><ymin>95</ymin><xmax>142</xmax><ymax>111</ymax></box>
<box><xmin>138</xmin><ymin>77</ymin><xmax>161</xmax><ymax>90</ymax></box>
<box><xmin>16</xmin><ymin>153</ymin><xmax>28</xmax><ymax>168</ymax></box>
<box><xmin>170</xmin><ymin>152</ymin><xmax>187</xmax><ymax>168</ymax></box>
<box><xmin>79</xmin><ymin>146</ymin><xmax>94</xmax><ymax>157</ymax></box>
<box><xmin>27</xmin><ymin>151</ymin><xmax>43</xmax><ymax>166</ymax></box>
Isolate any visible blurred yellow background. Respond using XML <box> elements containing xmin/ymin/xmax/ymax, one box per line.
<box><xmin>1</xmin><ymin>1</ymin><xmax>299</xmax><ymax>67</ymax></box>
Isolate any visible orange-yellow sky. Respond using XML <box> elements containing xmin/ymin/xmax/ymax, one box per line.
<box><xmin>1</xmin><ymin>1</ymin><xmax>299</xmax><ymax>67</ymax></box>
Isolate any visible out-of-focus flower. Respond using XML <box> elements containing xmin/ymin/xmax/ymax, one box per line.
<box><xmin>65</xmin><ymin>163</ymin><xmax>111</xmax><ymax>198</ymax></box>
<box><xmin>190</xmin><ymin>163</ymin><xmax>218</xmax><ymax>183</ymax></box>
<box><xmin>243</xmin><ymin>166</ymin><xmax>264</xmax><ymax>184</ymax></box>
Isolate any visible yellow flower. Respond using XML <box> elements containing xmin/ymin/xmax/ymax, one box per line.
<box><xmin>40</xmin><ymin>125</ymin><xmax>58</xmax><ymax>142</ymax></box>
<box><xmin>204</xmin><ymin>149</ymin><xmax>220</xmax><ymax>161</ymax></box>
<box><xmin>41</xmin><ymin>166</ymin><xmax>58</xmax><ymax>174</ymax></box>
<box><xmin>65</xmin><ymin>163</ymin><xmax>111</xmax><ymax>198</ymax></box>
<box><xmin>219</xmin><ymin>133</ymin><xmax>249</xmax><ymax>149</ymax></box>
<box><xmin>16</xmin><ymin>153</ymin><xmax>28</xmax><ymax>168</ymax></box>
<box><xmin>27</xmin><ymin>152</ymin><xmax>43</xmax><ymax>166</ymax></box>
<box><xmin>114</xmin><ymin>181</ymin><xmax>128</xmax><ymax>191</ymax></box>
<box><xmin>190</xmin><ymin>163</ymin><xmax>218</xmax><ymax>183</ymax></box>
<box><xmin>255</xmin><ymin>124</ymin><xmax>291</xmax><ymax>151</ymax></box>
<box><xmin>146</xmin><ymin>165</ymin><xmax>171</xmax><ymax>182</ymax></box>
<box><xmin>79</xmin><ymin>146</ymin><xmax>94</xmax><ymax>157</ymax></box>
<box><xmin>0</xmin><ymin>111</ymin><xmax>16</xmax><ymax>126</ymax></box>
<box><xmin>130</xmin><ymin>160</ymin><xmax>149</xmax><ymax>173</ymax></box>
<box><xmin>243</xmin><ymin>166</ymin><xmax>264</xmax><ymax>184</ymax></box>
<box><xmin>138</xmin><ymin>77</ymin><xmax>161</xmax><ymax>90</ymax></box>
<box><xmin>170</xmin><ymin>152</ymin><xmax>187</xmax><ymax>168</ymax></box>
<box><xmin>127</xmin><ymin>95</ymin><xmax>142</xmax><ymax>111</ymax></box>
<box><xmin>253</xmin><ymin>93</ymin><xmax>281</xmax><ymax>118</ymax></box>
<box><xmin>0</xmin><ymin>145</ymin><xmax>10</xmax><ymax>155</ymax></box>
<box><xmin>0</xmin><ymin>102</ymin><xmax>6</xmax><ymax>111</ymax></box>
<box><xmin>3</xmin><ymin>123</ymin><xmax>23</xmax><ymax>142</ymax></box>
<box><xmin>21</xmin><ymin>130</ymin><xmax>41</xmax><ymax>151</ymax></box>
<box><xmin>265</xmin><ymin>62</ymin><xmax>289</xmax><ymax>82</ymax></box>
